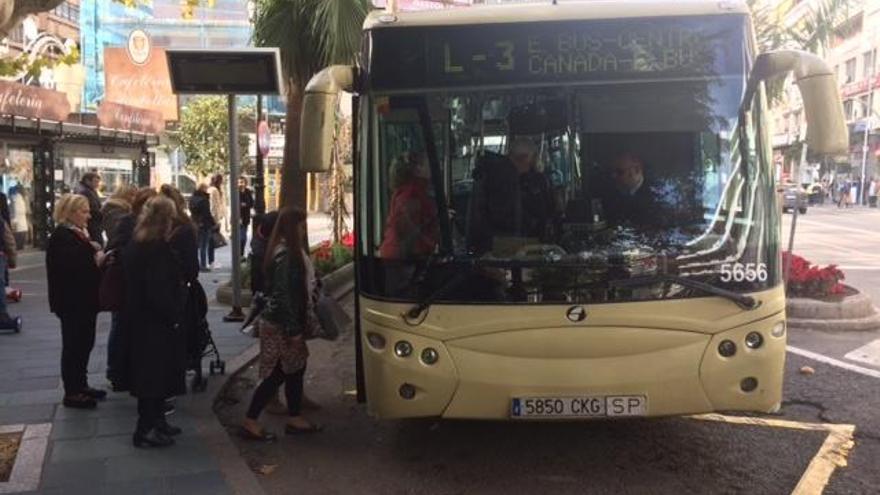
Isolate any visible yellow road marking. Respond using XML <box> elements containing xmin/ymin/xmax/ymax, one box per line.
<box><xmin>690</xmin><ymin>414</ymin><xmax>856</xmax><ymax>495</ymax></box>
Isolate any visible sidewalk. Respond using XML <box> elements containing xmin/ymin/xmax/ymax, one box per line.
<box><xmin>0</xmin><ymin>216</ymin><xmax>332</xmax><ymax>494</ymax></box>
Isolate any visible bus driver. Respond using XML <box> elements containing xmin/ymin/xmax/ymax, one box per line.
<box><xmin>601</xmin><ymin>152</ymin><xmax>658</xmax><ymax>226</ymax></box>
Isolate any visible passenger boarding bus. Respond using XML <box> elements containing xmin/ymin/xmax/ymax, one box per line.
<box><xmin>300</xmin><ymin>1</ymin><xmax>847</xmax><ymax>419</ymax></box>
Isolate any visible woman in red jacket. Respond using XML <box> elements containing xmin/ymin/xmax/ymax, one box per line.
<box><xmin>379</xmin><ymin>152</ymin><xmax>439</xmax><ymax>260</ymax></box>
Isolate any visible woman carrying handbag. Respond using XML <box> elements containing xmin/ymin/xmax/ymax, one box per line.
<box><xmin>240</xmin><ymin>207</ymin><xmax>322</xmax><ymax>441</ymax></box>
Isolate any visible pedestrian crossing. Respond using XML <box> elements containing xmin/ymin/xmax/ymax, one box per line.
<box><xmin>844</xmin><ymin>339</ymin><xmax>880</xmax><ymax>368</ymax></box>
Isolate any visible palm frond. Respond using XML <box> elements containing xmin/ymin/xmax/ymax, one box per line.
<box><xmin>312</xmin><ymin>0</ymin><xmax>370</xmax><ymax>65</ymax></box>
<box><xmin>252</xmin><ymin>0</ymin><xmax>369</xmax><ymax>90</ymax></box>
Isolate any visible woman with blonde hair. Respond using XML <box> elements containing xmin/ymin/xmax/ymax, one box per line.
<box><xmin>123</xmin><ymin>196</ymin><xmax>188</xmax><ymax>447</ymax></box>
<box><xmin>47</xmin><ymin>194</ymin><xmax>110</xmax><ymax>409</ymax></box>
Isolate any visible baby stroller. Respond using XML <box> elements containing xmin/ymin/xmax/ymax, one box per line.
<box><xmin>186</xmin><ymin>280</ymin><xmax>225</xmax><ymax>393</ymax></box>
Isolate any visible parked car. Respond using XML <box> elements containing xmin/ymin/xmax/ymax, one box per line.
<box><xmin>781</xmin><ymin>183</ymin><xmax>808</xmax><ymax>214</ymax></box>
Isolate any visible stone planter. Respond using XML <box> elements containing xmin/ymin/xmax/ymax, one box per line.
<box><xmin>787</xmin><ymin>287</ymin><xmax>880</xmax><ymax>331</ymax></box>
<box><xmin>215</xmin><ymin>262</ymin><xmax>355</xmax><ymax>307</ymax></box>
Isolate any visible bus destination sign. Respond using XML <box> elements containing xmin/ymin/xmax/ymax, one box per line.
<box><xmin>368</xmin><ymin>16</ymin><xmax>745</xmax><ymax>91</ymax></box>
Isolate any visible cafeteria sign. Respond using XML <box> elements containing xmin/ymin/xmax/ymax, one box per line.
<box><xmin>0</xmin><ymin>81</ymin><xmax>71</xmax><ymax>121</ymax></box>
<box><xmin>104</xmin><ymin>29</ymin><xmax>178</xmax><ymax>121</ymax></box>
<box><xmin>98</xmin><ymin>101</ymin><xmax>164</xmax><ymax>134</ymax></box>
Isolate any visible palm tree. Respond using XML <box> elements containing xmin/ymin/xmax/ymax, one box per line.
<box><xmin>252</xmin><ymin>0</ymin><xmax>369</xmax><ymax>211</ymax></box>
<box><xmin>749</xmin><ymin>0</ymin><xmax>853</xmax><ymax>103</ymax></box>
<box><xmin>750</xmin><ymin>0</ymin><xmax>853</xmax><ymax>55</ymax></box>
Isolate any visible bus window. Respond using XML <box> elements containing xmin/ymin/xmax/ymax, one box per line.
<box><xmin>366</xmin><ymin>76</ymin><xmax>778</xmax><ymax>303</ymax></box>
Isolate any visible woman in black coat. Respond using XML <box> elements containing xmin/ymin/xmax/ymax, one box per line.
<box><xmin>123</xmin><ymin>196</ymin><xmax>187</xmax><ymax>448</ymax></box>
<box><xmin>161</xmin><ymin>185</ymin><xmax>204</xmax><ymax>377</ymax></box>
<box><xmin>46</xmin><ymin>194</ymin><xmax>108</xmax><ymax>409</ymax></box>
<box><xmin>105</xmin><ymin>188</ymin><xmax>158</xmax><ymax>392</ymax></box>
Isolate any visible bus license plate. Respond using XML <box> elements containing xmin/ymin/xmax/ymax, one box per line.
<box><xmin>511</xmin><ymin>396</ymin><xmax>647</xmax><ymax>418</ymax></box>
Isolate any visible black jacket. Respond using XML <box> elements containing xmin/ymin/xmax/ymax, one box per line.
<box><xmin>46</xmin><ymin>226</ymin><xmax>101</xmax><ymax>316</ymax></box>
<box><xmin>107</xmin><ymin>213</ymin><xmax>134</xmax><ymax>253</ymax></box>
<box><xmin>123</xmin><ymin>239</ymin><xmax>187</xmax><ymax>399</ymax></box>
<box><xmin>74</xmin><ymin>182</ymin><xmax>104</xmax><ymax>246</ymax></box>
<box><xmin>170</xmin><ymin>222</ymin><xmax>200</xmax><ymax>283</ymax></box>
<box><xmin>239</xmin><ymin>187</ymin><xmax>255</xmax><ymax>227</ymax></box>
<box><xmin>188</xmin><ymin>191</ymin><xmax>215</xmax><ymax>230</ymax></box>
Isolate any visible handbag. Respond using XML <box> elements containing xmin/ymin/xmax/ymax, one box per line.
<box><xmin>211</xmin><ymin>228</ymin><xmax>228</xmax><ymax>248</ymax></box>
<box><xmin>305</xmin><ymin>290</ymin><xmax>349</xmax><ymax>341</ymax></box>
<box><xmin>98</xmin><ymin>260</ymin><xmax>125</xmax><ymax>312</ymax></box>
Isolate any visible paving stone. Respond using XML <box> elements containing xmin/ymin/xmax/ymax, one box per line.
<box><xmin>0</xmin><ymin>403</ymin><xmax>56</xmax><ymax>424</ymax></box>
<box><xmin>101</xmin><ymin>477</ymin><xmax>170</xmax><ymax>495</ymax></box>
<box><xmin>40</xmin><ymin>458</ymin><xmax>107</xmax><ymax>488</ymax></box>
<box><xmin>49</xmin><ymin>434</ymin><xmax>133</xmax><ymax>463</ymax></box>
<box><xmin>96</xmin><ymin>416</ymin><xmax>136</xmax><ymax>437</ymax></box>
<box><xmin>50</xmin><ymin>418</ymin><xmax>98</xmax><ymax>441</ymax></box>
<box><xmin>0</xmin><ymin>376</ymin><xmax>60</xmax><ymax>393</ymax></box>
<box><xmin>0</xmin><ymin>389</ymin><xmax>61</xmax><ymax>407</ymax></box>
<box><xmin>167</xmin><ymin>470</ymin><xmax>231</xmax><ymax>495</ymax></box>
<box><xmin>53</xmin><ymin>398</ymin><xmax>134</xmax><ymax>420</ymax></box>
<box><xmin>103</xmin><ymin>453</ymin><xmax>176</xmax><ymax>484</ymax></box>
<box><xmin>18</xmin><ymin>366</ymin><xmax>61</xmax><ymax>379</ymax></box>
<box><xmin>31</xmin><ymin>484</ymin><xmax>98</xmax><ymax>495</ymax></box>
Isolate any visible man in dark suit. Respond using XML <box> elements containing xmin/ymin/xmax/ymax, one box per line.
<box><xmin>601</xmin><ymin>152</ymin><xmax>658</xmax><ymax>227</ymax></box>
<box><xmin>74</xmin><ymin>172</ymin><xmax>104</xmax><ymax>246</ymax></box>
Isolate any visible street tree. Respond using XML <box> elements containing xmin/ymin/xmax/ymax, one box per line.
<box><xmin>749</xmin><ymin>0</ymin><xmax>853</xmax><ymax>104</ymax></box>
<box><xmin>178</xmin><ymin>96</ymin><xmax>251</xmax><ymax>179</ymax></box>
<box><xmin>251</xmin><ymin>0</ymin><xmax>369</xmax><ymax>211</ymax></box>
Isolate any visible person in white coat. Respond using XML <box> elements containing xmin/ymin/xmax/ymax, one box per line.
<box><xmin>207</xmin><ymin>174</ymin><xmax>227</xmax><ymax>268</ymax></box>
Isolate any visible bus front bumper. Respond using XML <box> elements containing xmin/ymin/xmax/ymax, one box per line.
<box><xmin>361</xmin><ymin>319</ymin><xmax>786</xmax><ymax>420</ymax></box>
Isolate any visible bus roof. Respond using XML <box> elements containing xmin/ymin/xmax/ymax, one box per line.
<box><xmin>364</xmin><ymin>0</ymin><xmax>750</xmax><ymax>30</ymax></box>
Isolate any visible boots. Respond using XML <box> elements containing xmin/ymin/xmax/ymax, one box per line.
<box><xmin>133</xmin><ymin>428</ymin><xmax>175</xmax><ymax>448</ymax></box>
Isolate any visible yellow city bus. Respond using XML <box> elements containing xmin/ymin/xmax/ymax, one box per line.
<box><xmin>300</xmin><ymin>1</ymin><xmax>847</xmax><ymax>419</ymax></box>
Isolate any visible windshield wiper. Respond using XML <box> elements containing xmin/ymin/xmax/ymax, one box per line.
<box><xmin>403</xmin><ymin>264</ymin><xmax>468</xmax><ymax>325</ymax></box>
<box><xmin>609</xmin><ymin>275</ymin><xmax>760</xmax><ymax>310</ymax></box>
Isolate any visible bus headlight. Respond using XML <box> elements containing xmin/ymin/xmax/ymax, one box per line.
<box><xmin>421</xmin><ymin>348</ymin><xmax>439</xmax><ymax>365</ymax></box>
<box><xmin>399</xmin><ymin>383</ymin><xmax>416</xmax><ymax>399</ymax></box>
<box><xmin>718</xmin><ymin>340</ymin><xmax>737</xmax><ymax>357</ymax></box>
<box><xmin>745</xmin><ymin>332</ymin><xmax>764</xmax><ymax>349</ymax></box>
<box><xmin>740</xmin><ymin>377</ymin><xmax>759</xmax><ymax>392</ymax></box>
<box><xmin>771</xmin><ymin>322</ymin><xmax>786</xmax><ymax>338</ymax></box>
<box><xmin>367</xmin><ymin>332</ymin><xmax>386</xmax><ymax>350</ymax></box>
<box><xmin>394</xmin><ymin>341</ymin><xmax>413</xmax><ymax>357</ymax></box>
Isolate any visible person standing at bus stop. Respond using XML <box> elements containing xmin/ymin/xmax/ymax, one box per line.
<box><xmin>189</xmin><ymin>184</ymin><xmax>216</xmax><ymax>272</ymax></box>
<box><xmin>239</xmin><ymin>177</ymin><xmax>255</xmax><ymax>256</ymax></box>
<box><xmin>74</xmin><ymin>172</ymin><xmax>104</xmax><ymax>246</ymax></box>
<box><xmin>46</xmin><ymin>194</ymin><xmax>109</xmax><ymax>409</ymax></box>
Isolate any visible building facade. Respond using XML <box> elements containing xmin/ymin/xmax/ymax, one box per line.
<box><xmin>771</xmin><ymin>0</ymin><xmax>880</xmax><ymax>194</ymax></box>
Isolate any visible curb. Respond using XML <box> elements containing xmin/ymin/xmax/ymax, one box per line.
<box><xmin>787</xmin><ymin>289</ymin><xmax>880</xmax><ymax>332</ymax></box>
<box><xmin>203</xmin><ymin>263</ymin><xmax>355</xmax><ymax>493</ymax></box>
<box><xmin>787</xmin><ymin>314</ymin><xmax>880</xmax><ymax>332</ymax></box>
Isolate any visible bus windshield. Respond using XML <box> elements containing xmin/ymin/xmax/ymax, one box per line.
<box><xmin>360</xmin><ymin>17</ymin><xmax>780</xmax><ymax>305</ymax></box>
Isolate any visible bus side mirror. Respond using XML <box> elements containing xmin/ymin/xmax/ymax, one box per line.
<box><xmin>751</xmin><ymin>50</ymin><xmax>848</xmax><ymax>155</ymax></box>
<box><xmin>300</xmin><ymin>65</ymin><xmax>355</xmax><ymax>173</ymax></box>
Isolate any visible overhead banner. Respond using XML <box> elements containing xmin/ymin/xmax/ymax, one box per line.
<box><xmin>104</xmin><ymin>44</ymin><xmax>178</xmax><ymax>121</ymax></box>
<box><xmin>0</xmin><ymin>81</ymin><xmax>71</xmax><ymax>121</ymax></box>
<box><xmin>97</xmin><ymin>101</ymin><xmax>164</xmax><ymax>134</ymax></box>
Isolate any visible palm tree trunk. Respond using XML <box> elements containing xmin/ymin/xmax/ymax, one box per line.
<box><xmin>280</xmin><ymin>81</ymin><xmax>308</xmax><ymax>212</ymax></box>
